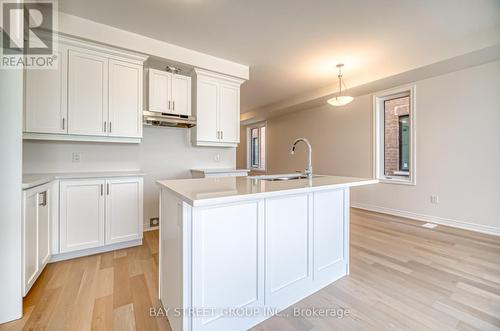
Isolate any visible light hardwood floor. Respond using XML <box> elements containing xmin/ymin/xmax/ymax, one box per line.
<box><xmin>1</xmin><ymin>209</ymin><xmax>499</xmax><ymax>331</ymax></box>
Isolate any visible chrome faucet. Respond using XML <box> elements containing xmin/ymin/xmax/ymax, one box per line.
<box><xmin>290</xmin><ymin>138</ymin><xmax>313</xmax><ymax>178</ymax></box>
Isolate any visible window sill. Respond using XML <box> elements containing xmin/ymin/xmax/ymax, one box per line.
<box><xmin>377</xmin><ymin>177</ymin><xmax>416</xmax><ymax>186</ymax></box>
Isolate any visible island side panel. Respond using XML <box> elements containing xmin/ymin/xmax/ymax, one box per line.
<box><xmin>160</xmin><ymin>188</ymin><xmax>192</xmax><ymax>331</ymax></box>
<box><xmin>312</xmin><ymin>188</ymin><xmax>349</xmax><ymax>288</ymax></box>
<box><xmin>264</xmin><ymin>193</ymin><xmax>314</xmax><ymax>309</ymax></box>
<box><xmin>344</xmin><ymin>187</ymin><xmax>350</xmax><ymax>275</ymax></box>
<box><xmin>190</xmin><ymin>200</ymin><xmax>266</xmax><ymax>331</ymax></box>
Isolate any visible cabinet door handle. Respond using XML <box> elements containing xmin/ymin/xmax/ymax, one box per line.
<box><xmin>221</xmin><ymin>131</ymin><xmax>223</xmax><ymax>140</ymax></box>
<box><xmin>39</xmin><ymin>191</ymin><xmax>47</xmax><ymax>206</ymax></box>
<box><xmin>100</xmin><ymin>184</ymin><xmax>103</xmax><ymax>196</ymax></box>
<box><xmin>109</xmin><ymin>122</ymin><xmax>112</xmax><ymax>133</ymax></box>
<box><xmin>104</xmin><ymin>121</ymin><xmax>107</xmax><ymax>132</ymax></box>
<box><xmin>107</xmin><ymin>183</ymin><xmax>109</xmax><ymax>195</ymax></box>
<box><xmin>62</xmin><ymin>118</ymin><xmax>65</xmax><ymax>130</ymax></box>
<box><xmin>173</xmin><ymin>101</ymin><xmax>175</xmax><ymax>110</ymax></box>
<box><xmin>217</xmin><ymin>131</ymin><xmax>220</xmax><ymax>139</ymax></box>
<box><xmin>168</xmin><ymin>100</ymin><xmax>171</xmax><ymax>110</ymax></box>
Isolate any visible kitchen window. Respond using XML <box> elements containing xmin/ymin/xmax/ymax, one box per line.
<box><xmin>247</xmin><ymin>123</ymin><xmax>266</xmax><ymax>171</ymax></box>
<box><xmin>373</xmin><ymin>85</ymin><xmax>416</xmax><ymax>185</ymax></box>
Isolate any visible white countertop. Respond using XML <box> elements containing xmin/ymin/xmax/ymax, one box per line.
<box><xmin>23</xmin><ymin>170</ymin><xmax>144</xmax><ymax>190</ymax></box>
<box><xmin>190</xmin><ymin>168</ymin><xmax>250</xmax><ymax>174</ymax></box>
<box><xmin>158</xmin><ymin>175</ymin><xmax>378</xmax><ymax>206</ymax></box>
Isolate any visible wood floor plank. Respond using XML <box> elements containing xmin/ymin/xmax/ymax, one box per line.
<box><xmin>113</xmin><ymin>256</ymin><xmax>133</xmax><ymax>309</ymax></box>
<box><xmin>113</xmin><ymin>303</ymin><xmax>136</xmax><ymax>331</ymax></box>
<box><xmin>130</xmin><ymin>274</ymin><xmax>158</xmax><ymax>331</ymax></box>
<box><xmin>91</xmin><ymin>294</ymin><xmax>114</xmax><ymax>331</ymax></box>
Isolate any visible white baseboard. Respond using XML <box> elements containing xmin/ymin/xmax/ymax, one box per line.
<box><xmin>144</xmin><ymin>225</ymin><xmax>159</xmax><ymax>232</ymax></box>
<box><xmin>49</xmin><ymin>239</ymin><xmax>142</xmax><ymax>262</ymax></box>
<box><xmin>351</xmin><ymin>202</ymin><xmax>500</xmax><ymax>237</ymax></box>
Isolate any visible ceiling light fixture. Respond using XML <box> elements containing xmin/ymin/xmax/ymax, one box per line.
<box><xmin>327</xmin><ymin>64</ymin><xmax>353</xmax><ymax>107</ymax></box>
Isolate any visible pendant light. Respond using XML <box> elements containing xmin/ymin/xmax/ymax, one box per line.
<box><xmin>327</xmin><ymin>64</ymin><xmax>353</xmax><ymax>106</ymax></box>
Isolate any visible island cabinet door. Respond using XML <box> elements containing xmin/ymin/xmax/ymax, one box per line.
<box><xmin>313</xmin><ymin>189</ymin><xmax>348</xmax><ymax>287</ymax></box>
<box><xmin>191</xmin><ymin>201</ymin><xmax>265</xmax><ymax>331</ymax></box>
<box><xmin>264</xmin><ymin>193</ymin><xmax>314</xmax><ymax>309</ymax></box>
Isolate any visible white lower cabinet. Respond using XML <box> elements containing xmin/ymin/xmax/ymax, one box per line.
<box><xmin>59</xmin><ymin>179</ymin><xmax>106</xmax><ymax>253</ymax></box>
<box><xmin>105</xmin><ymin>177</ymin><xmax>143</xmax><ymax>244</ymax></box>
<box><xmin>60</xmin><ymin>177</ymin><xmax>143</xmax><ymax>253</ymax></box>
<box><xmin>22</xmin><ymin>175</ymin><xmax>143</xmax><ymax>296</ymax></box>
<box><xmin>23</xmin><ymin>183</ymin><xmax>51</xmax><ymax>296</ymax></box>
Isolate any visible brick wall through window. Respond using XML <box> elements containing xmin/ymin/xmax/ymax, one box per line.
<box><xmin>384</xmin><ymin>96</ymin><xmax>409</xmax><ymax>176</ymax></box>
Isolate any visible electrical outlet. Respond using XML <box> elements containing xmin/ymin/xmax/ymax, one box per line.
<box><xmin>430</xmin><ymin>195</ymin><xmax>439</xmax><ymax>204</ymax></box>
<box><xmin>150</xmin><ymin>217</ymin><xmax>159</xmax><ymax>227</ymax></box>
<box><xmin>72</xmin><ymin>152</ymin><xmax>81</xmax><ymax>163</ymax></box>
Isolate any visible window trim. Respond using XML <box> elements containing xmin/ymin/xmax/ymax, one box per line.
<box><xmin>373</xmin><ymin>84</ymin><xmax>416</xmax><ymax>185</ymax></box>
<box><xmin>246</xmin><ymin>122</ymin><xmax>266</xmax><ymax>172</ymax></box>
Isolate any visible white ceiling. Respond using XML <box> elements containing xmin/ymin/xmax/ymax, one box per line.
<box><xmin>59</xmin><ymin>0</ymin><xmax>500</xmax><ymax>112</ymax></box>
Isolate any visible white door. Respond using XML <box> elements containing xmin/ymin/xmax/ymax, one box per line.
<box><xmin>67</xmin><ymin>49</ymin><xmax>108</xmax><ymax>136</ymax></box>
<box><xmin>25</xmin><ymin>47</ymin><xmax>67</xmax><ymax>134</ymax></box>
<box><xmin>196</xmin><ymin>77</ymin><xmax>219</xmax><ymax>142</ymax></box>
<box><xmin>105</xmin><ymin>177</ymin><xmax>143</xmax><ymax>244</ymax></box>
<box><xmin>60</xmin><ymin>179</ymin><xmax>105</xmax><ymax>252</ymax></box>
<box><xmin>192</xmin><ymin>201</ymin><xmax>264</xmax><ymax>331</ymax></box>
<box><xmin>108</xmin><ymin>59</ymin><xmax>143</xmax><ymax>138</ymax></box>
<box><xmin>37</xmin><ymin>189</ymin><xmax>51</xmax><ymax>269</ymax></box>
<box><xmin>171</xmin><ymin>74</ymin><xmax>191</xmax><ymax>116</ymax></box>
<box><xmin>265</xmin><ymin>194</ymin><xmax>313</xmax><ymax>308</ymax></box>
<box><xmin>23</xmin><ymin>189</ymin><xmax>38</xmax><ymax>295</ymax></box>
<box><xmin>148</xmin><ymin>69</ymin><xmax>171</xmax><ymax>113</ymax></box>
<box><xmin>218</xmin><ymin>83</ymin><xmax>240</xmax><ymax>143</ymax></box>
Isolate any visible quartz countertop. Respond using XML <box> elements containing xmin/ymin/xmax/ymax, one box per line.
<box><xmin>158</xmin><ymin>175</ymin><xmax>378</xmax><ymax>206</ymax></box>
<box><xmin>23</xmin><ymin>170</ymin><xmax>144</xmax><ymax>190</ymax></box>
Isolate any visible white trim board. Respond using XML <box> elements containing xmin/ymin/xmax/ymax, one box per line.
<box><xmin>49</xmin><ymin>239</ymin><xmax>142</xmax><ymax>262</ymax></box>
<box><xmin>351</xmin><ymin>202</ymin><xmax>500</xmax><ymax>237</ymax></box>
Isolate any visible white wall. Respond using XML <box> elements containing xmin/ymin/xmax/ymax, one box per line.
<box><xmin>23</xmin><ymin>126</ymin><xmax>236</xmax><ymax>227</ymax></box>
<box><xmin>0</xmin><ymin>69</ymin><xmax>23</xmax><ymax>322</ymax></box>
<box><xmin>250</xmin><ymin>60</ymin><xmax>500</xmax><ymax>234</ymax></box>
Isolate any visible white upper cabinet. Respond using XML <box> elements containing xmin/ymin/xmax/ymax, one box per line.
<box><xmin>218</xmin><ymin>83</ymin><xmax>240</xmax><ymax>143</ymax></box>
<box><xmin>196</xmin><ymin>77</ymin><xmax>219</xmax><ymax>142</ymax></box>
<box><xmin>171</xmin><ymin>74</ymin><xmax>191</xmax><ymax>116</ymax></box>
<box><xmin>23</xmin><ymin>36</ymin><xmax>147</xmax><ymax>143</ymax></box>
<box><xmin>191</xmin><ymin>68</ymin><xmax>245</xmax><ymax>147</ymax></box>
<box><xmin>108</xmin><ymin>59</ymin><xmax>143</xmax><ymax>138</ymax></box>
<box><xmin>24</xmin><ymin>47</ymin><xmax>67</xmax><ymax>134</ymax></box>
<box><xmin>148</xmin><ymin>68</ymin><xmax>191</xmax><ymax>116</ymax></box>
<box><xmin>68</xmin><ymin>49</ymin><xmax>109</xmax><ymax>136</ymax></box>
<box><xmin>148</xmin><ymin>69</ymin><xmax>171</xmax><ymax>113</ymax></box>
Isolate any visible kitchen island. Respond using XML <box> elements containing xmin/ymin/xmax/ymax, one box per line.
<box><xmin>157</xmin><ymin>175</ymin><xmax>377</xmax><ymax>331</ymax></box>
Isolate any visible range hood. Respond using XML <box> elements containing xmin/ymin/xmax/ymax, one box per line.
<box><xmin>143</xmin><ymin>111</ymin><xmax>196</xmax><ymax>128</ymax></box>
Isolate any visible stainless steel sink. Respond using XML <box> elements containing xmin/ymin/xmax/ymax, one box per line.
<box><xmin>249</xmin><ymin>174</ymin><xmax>321</xmax><ymax>181</ymax></box>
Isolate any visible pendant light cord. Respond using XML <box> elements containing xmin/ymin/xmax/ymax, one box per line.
<box><xmin>338</xmin><ymin>66</ymin><xmax>342</xmax><ymax>97</ymax></box>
